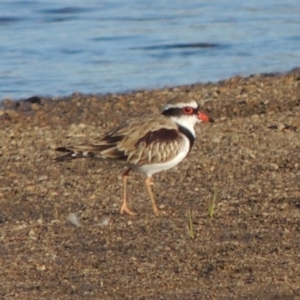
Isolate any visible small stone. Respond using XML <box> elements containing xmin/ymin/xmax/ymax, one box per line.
<box><xmin>277</xmin><ymin>123</ymin><xmax>286</xmax><ymax>131</ymax></box>
<box><xmin>269</xmin><ymin>163</ymin><xmax>279</xmax><ymax>171</ymax></box>
<box><xmin>212</xmin><ymin>137</ymin><xmax>221</xmax><ymax>143</ymax></box>
<box><xmin>36</xmin><ymin>264</ymin><xmax>46</xmax><ymax>271</ymax></box>
<box><xmin>99</xmin><ymin>216</ymin><xmax>110</xmax><ymax>226</ymax></box>
<box><xmin>38</xmin><ymin>175</ymin><xmax>48</xmax><ymax>182</ymax></box>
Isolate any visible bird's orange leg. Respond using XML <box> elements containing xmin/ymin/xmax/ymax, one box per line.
<box><xmin>145</xmin><ymin>176</ymin><xmax>160</xmax><ymax>216</ymax></box>
<box><xmin>120</xmin><ymin>168</ymin><xmax>136</xmax><ymax>216</ymax></box>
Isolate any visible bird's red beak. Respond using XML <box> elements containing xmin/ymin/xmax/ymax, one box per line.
<box><xmin>197</xmin><ymin>111</ymin><xmax>214</xmax><ymax>123</ymax></box>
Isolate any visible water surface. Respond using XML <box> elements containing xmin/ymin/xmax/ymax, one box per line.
<box><xmin>0</xmin><ymin>0</ymin><xmax>299</xmax><ymax>100</ymax></box>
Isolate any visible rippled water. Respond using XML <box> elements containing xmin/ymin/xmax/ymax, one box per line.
<box><xmin>1</xmin><ymin>0</ymin><xmax>300</xmax><ymax>100</ymax></box>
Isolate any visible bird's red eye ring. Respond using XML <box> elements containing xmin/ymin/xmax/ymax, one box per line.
<box><xmin>183</xmin><ymin>107</ymin><xmax>194</xmax><ymax>114</ymax></box>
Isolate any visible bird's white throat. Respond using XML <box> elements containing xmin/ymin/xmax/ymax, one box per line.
<box><xmin>170</xmin><ymin>114</ymin><xmax>197</xmax><ymax>137</ymax></box>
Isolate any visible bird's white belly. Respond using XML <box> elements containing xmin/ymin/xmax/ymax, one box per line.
<box><xmin>132</xmin><ymin>135</ymin><xmax>191</xmax><ymax>177</ymax></box>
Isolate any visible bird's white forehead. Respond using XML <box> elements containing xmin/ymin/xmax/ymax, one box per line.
<box><xmin>164</xmin><ymin>99</ymin><xmax>198</xmax><ymax>110</ymax></box>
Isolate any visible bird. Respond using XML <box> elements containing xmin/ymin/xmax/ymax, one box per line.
<box><xmin>54</xmin><ymin>98</ymin><xmax>214</xmax><ymax>216</ymax></box>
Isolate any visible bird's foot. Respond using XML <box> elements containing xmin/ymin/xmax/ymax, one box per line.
<box><xmin>152</xmin><ymin>204</ymin><xmax>160</xmax><ymax>216</ymax></box>
<box><xmin>120</xmin><ymin>203</ymin><xmax>136</xmax><ymax>216</ymax></box>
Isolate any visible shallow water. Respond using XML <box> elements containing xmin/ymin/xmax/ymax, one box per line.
<box><xmin>1</xmin><ymin>0</ymin><xmax>299</xmax><ymax>100</ymax></box>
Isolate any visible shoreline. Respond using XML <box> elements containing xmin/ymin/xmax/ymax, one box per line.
<box><xmin>1</xmin><ymin>68</ymin><xmax>299</xmax><ymax>131</ymax></box>
<box><xmin>1</xmin><ymin>66</ymin><xmax>299</xmax><ymax>105</ymax></box>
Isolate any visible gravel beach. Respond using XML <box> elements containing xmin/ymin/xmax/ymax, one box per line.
<box><xmin>1</xmin><ymin>69</ymin><xmax>300</xmax><ymax>299</ymax></box>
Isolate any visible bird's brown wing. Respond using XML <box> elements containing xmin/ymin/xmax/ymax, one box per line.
<box><xmin>55</xmin><ymin>114</ymin><xmax>185</xmax><ymax>165</ymax></box>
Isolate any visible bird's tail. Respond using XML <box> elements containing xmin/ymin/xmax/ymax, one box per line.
<box><xmin>54</xmin><ymin>147</ymin><xmax>96</xmax><ymax>162</ymax></box>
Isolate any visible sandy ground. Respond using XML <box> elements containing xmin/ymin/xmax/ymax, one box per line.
<box><xmin>0</xmin><ymin>69</ymin><xmax>300</xmax><ymax>299</ymax></box>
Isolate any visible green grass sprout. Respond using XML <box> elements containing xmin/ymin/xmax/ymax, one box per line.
<box><xmin>208</xmin><ymin>189</ymin><xmax>217</xmax><ymax>218</ymax></box>
<box><xmin>187</xmin><ymin>208</ymin><xmax>195</xmax><ymax>240</ymax></box>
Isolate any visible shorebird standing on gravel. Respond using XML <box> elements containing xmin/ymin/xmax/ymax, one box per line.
<box><xmin>54</xmin><ymin>98</ymin><xmax>214</xmax><ymax>216</ymax></box>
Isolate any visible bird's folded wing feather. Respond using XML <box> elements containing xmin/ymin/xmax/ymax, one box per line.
<box><xmin>56</xmin><ymin>115</ymin><xmax>185</xmax><ymax>165</ymax></box>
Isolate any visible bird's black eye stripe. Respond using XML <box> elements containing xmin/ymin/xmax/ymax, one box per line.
<box><xmin>162</xmin><ymin>107</ymin><xmax>198</xmax><ymax>117</ymax></box>
<box><xmin>193</xmin><ymin>105</ymin><xmax>200</xmax><ymax>114</ymax></box>
<box><xmin>162</xmin><ymin>107</ymin><xmax>182</xmax><ymax>117</ymax></box>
